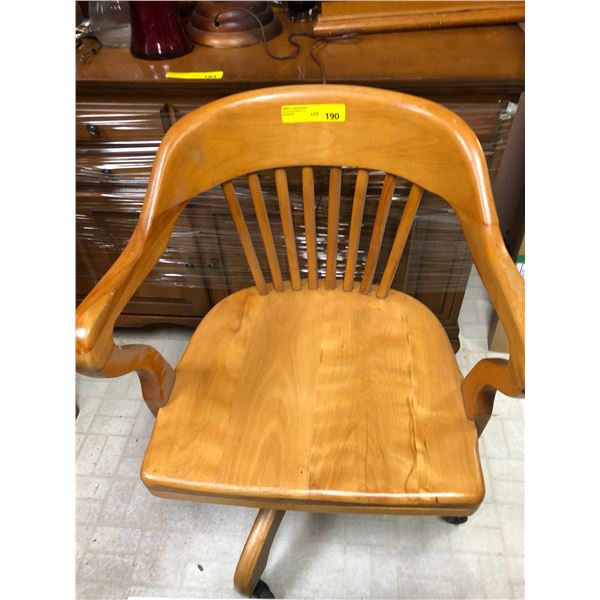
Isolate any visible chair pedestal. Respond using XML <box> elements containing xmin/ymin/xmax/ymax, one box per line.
<box><xmin>234</xmin><ymin>509</ymin><xmax>285</xmax><ymax>597</ymax></box>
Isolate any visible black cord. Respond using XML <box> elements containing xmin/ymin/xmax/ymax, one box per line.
<box><xmin>213</xmin><ymin>8</ymin><xmax>361</xmax><ymax>84</ymax></box>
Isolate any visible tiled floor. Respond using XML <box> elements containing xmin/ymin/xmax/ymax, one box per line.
<box><xmin>76</xmin><ymin>268</ymin><xmax>524</xmax><ymax>599</ymax></box>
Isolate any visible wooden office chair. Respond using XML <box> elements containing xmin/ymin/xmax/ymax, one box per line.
<box><xmin>76</xmin><ymin>85</ymin><xmax>524</xmax><ymax>598</ymax></box>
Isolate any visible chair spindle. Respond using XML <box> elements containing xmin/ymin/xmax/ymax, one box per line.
<box><xmin>343</xmin><ymin>169</ymin><xmax>369</xmax><ymax>291</ymax></box>
<box><xmin>227</xmin><ymin>169</ymin><xmax>416</xmax><ymax>298</ymax></box>
<box><xmin>302</xmin><ymin>167</ymin><xmax>318</xmax><ymax>290</ymax></box>
<box><xmin>275</xmin><ymin>169</ymin><xmax>301</xmax><ymax>290</ymax></box>
<box><xmin>326</xmin><ymin>168</ymin><xmax>342</xmax><ymax>290</ymax></box>
<box><xmin>376</xmin><ymin>183</ymin><xmax>423</xmax><ymax>299</ymax></box>
<box><xmin>248</xmin><ymin>173</ymin><xmax>284</xmax><ymax>292</ymax></box>
<box><xmin>222</xmin><ymin>181</ymin><xmax>268</xmax><ymax>295</ymax></box>
<box><xmin>359</xmin><ymin>174</ymin><xmax>396</xmax><ymax>294</ymax></box>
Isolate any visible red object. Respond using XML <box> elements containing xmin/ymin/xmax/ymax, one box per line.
<box><xmin>130</xmin><ymin>1</ymin><xmax>193</xmax><ymax>60</ymax></box>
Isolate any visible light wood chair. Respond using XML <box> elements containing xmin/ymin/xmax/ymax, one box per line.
<box><xmin>76</xmin><ymin>85</ymin><xmax>524</xmax><ymax>598</ymax></box>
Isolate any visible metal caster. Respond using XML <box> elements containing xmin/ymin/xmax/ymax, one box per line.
<box><xmin>442</xmin><ymin>516</ymin><xmax>468</xmax><ymax>525</ymax></box>
<box><xmin>252</xmin><ymin>579</ymin><xmax>275</xmax><ymax>599</ymax></box>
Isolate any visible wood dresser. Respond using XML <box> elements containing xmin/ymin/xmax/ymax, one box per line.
<box><xmin>76</xmin><ymin>10</ymin><xmax>524</xmax><ymax>350</ymax></box>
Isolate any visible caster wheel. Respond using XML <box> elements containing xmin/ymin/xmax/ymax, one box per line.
<box><xmin>252</xmin><ymin>579</ymin><xmax>275</xmax><ymax>599</ymax></box>
<box><xmin>442</xmin><ymin>516</ymin><xmax>468</xmax><ymax>525</ymax></box>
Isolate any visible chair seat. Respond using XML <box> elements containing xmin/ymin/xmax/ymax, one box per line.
<box><xmin>142</xmin><ymin>282</ymin><xmax>484</xmax><ymax>515</ymax></box>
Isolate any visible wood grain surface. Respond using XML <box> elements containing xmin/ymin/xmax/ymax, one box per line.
<box><xmin>141</xmin><ymin>282</ymin><xmax>484</xmax><ymax>512</ymax></box>
<box><xmin>234</xmin><ymin>509</ymin><xmax>285</xmax><ymax>595</ymax></box>
<box><xmin>314</xmin><ymin>1</ymin><xmax>525</xmax><ymax>35</ymax></box>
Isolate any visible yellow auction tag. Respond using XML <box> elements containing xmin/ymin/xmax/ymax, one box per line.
<box><xmin>281</xmin><ymin>103</ymin><xmax>346</xmax><ymax>123</ymax></box>
<box><xmin>165</xmin><ymin>71</ymin><xmax>224</xmax><ymax>80</ymax></box>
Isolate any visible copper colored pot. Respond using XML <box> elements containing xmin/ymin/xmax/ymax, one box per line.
<box><xmin>187</xmin><ymin>1</ymin><xmax>283</xmax><ymax>48</ymax></box>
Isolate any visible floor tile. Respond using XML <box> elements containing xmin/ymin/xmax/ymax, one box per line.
<box><xmin>502</xmin><ymin>420</ymin><xmax>524</xmax><ymax>460</ymax></box>
<box><xmin>491</xmin><ymin>480</ymin><xmax>524</xmax><ymax>505</ymax></box>
<box><xmin>77</xmin><ymin>551</ymin><xmax>136</xmax><ymax>582</ymax></box>
<box><xmin>75</xmin><ymin>398</ymin><xmax>101</xmax><ymax>434</ymax></box>
<box><xmin>418</xmin><ymin>517</ymin><xmax>452</xmax><ymax>551</ymax></box>
<box><xmin>123</xmin><ymin>435</ymin><xmax>148</xmax><ymax>458</ymax></box>
<box><xmin>449</xmin><ymin>524</ymin><xmax>504</xmax><ymax>555</ymax></box>
<box><xmin>89</xmin><ymin>414</ymin><xmax>135</xmax><ymax>436</ymax></box>
<box><xmin>76</xmin><ymin>498</ymin><xmax>104</xmax><ymax>525</ymax></box>
<box><xmin>466</xmin><ymin>500</ymin><xmax>499</xmax><ymax>529</ymax></box>
<box><xmin>396</xmin><ymin>577</ymin><xmax>456</xmax><ymax>599</ymax></box>
<box><xmin>76</xmin><ymin>524</ymin><xmax>95</xmax><ymax>561</ymax></box>
<box><xmin>458</xmin><ymin>297</ymin><xmax>479</xmax><ymax>325</ymax></box>
<box><xmin>345</xmin><ymin>514</ymin><xmax>404</xmax><ymax>547</ymax></box>
<box><xmin>94</xmin><ymin>435</ymin><xmax>128</xmax><ymax>476</ymax></box>
<box><xmin>370</xmin><ymin>545</ymin><xmax>400</xmax><ymax>599</ymax></box>
<box><xmin>106</xmin><ymin>372</ymin><xmax>137</xmax><ymax>398</ymax></box>
<box><xmin>118</xmin><ymin>456</ymin><xmax>143</xmax><ymax>477</ymax></box>
<box><xmin>479</xmin><ymin>554</ymin><xmax>513</xmax><ymax>599</ymax></box>
<box><xmin>496</xmin><ymin>504</ymin><xmax>524</xmax><ymax>557</ymax></box>
<box><xmin>76</xmin><ymin>433</ymin><xmax>86</xmax><ymax>455</ymax></box>
<box><xmin>76</xmin><ymin>434</ymin><xmax>107</xmax><ymax>475</ymax></box>
<box><xmin>506</xmin><ymin>556</ymin><xmax>524</xmax><ymax>585</ymax></box>
<box><xmin>131</xmin><ymin>408</ymin><xmax>156</xmax><ymax>437</ymax></box>
<box><xmin>76</xmin><ymin>377</ymin><xmax>111</xmax><ymax>399</ymax></box>
<box><xmin>493</xmin><ymin>394</ymin><xmax>523</xmax><ymax>421</ymax></box>
<box><xmin>270</xmin><ymin>540</ymin><xmax>346</xmax><ymax>599</ymax></box>
<box><xmin>89</xmin><ymin>526</ymin><xmax>142</xmax><ymax>554</ymax></box>
<box><xmin>344</xmin><ymin>544</ymin><xmax>372</xmax><ymax>599</ymax></box>
<box><xmin>180</xmin><ymin>559</ymin><xmax>240</xmax><ymax>595</ymax></box>
<box><xmin>397</xmin><ymin>549</ymin><xmax>462</xmax><ymax>581</ymax></box>
<box><xmin>482</xmin><ymin>419</ymin><xmax>509</xmax><ymax>459</ymax></box>
<box><xmin>77</xmin><ymin>579</ymin><xmax>129</xmax><ymax>600</ymax></box>
<box><xmin>96</xmin><ymin>398</ymin><xmax>141</xmax><ymax>418</ymax></box>
<box><xmin>487</xmin><ymin>458</ymin><xmax>524</xmax><ymax>482</ymax></box>
<box><xmin>76</xmin><ymin>475</ymin><xmax>111</xmax><ymax>500</ymax></box>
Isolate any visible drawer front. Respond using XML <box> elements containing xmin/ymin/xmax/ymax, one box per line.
<box><xmin>76</xmin><ymin>187</ymin><xmax>217</xmax><ymax>316</ymax></box>
<box><xmin>76</xmin><ymin>101</ymin><xmax>206</xmax><ymax>184</ymax></box>
<box><xmin>76</xmin><ymin>102</ymin><xmax>166</xmax><ymax>142</ymax></box>
<box><xmin>76</xmin><ymin>142</ymin><xmax>157</xmax><ymax>185</ymax></box>
<box><xmin>76</xmin><ymin>101</ymin><xmax>206</xmax><ymax>142</ymax></box>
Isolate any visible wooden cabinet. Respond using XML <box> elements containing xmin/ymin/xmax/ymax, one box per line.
<box><xmin>76</xmin><ymin>11</ymin><xmax>524</xmax><ymax>349</ymax></box>
<box><xmin>77</xmin><ymin>187</ymin><xmax>216</xmax><ymax>324</ymax></box>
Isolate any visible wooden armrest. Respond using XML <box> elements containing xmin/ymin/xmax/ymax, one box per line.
<box><xmin>461</xmin><ymin>223</ymin><xmax>525</xmax><ymax>435</ymax></box>
<box><xmin>76</xmin><ymin>217</ymin><xmax>179</xmax><ymax>415</ymax></box>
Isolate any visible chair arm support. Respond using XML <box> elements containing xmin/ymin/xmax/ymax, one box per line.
<box><xmin>460</xmin><ymin>222</ymin><xmax>525</xmax><ymax>436</ymax></box>
<box><xmin>76</xmin><ymin>216</ymin><xmax>180</xmax><ymax>415</ymax></box>
<box><xmin>462</xmin><ymin>357</ymin><xmax>522</xmax><ymax>436</ymax></box>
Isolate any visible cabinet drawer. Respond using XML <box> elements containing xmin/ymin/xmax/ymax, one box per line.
<box><xmin>76</xmin><ymin>101</ymin><xmax>205</xmax><ymax>142</ymax></box>
<box><xmin>76</xmin><ymin>102</ymin><xmax>166</xmax><ymax>142</ymax></box>
<box><xmin>76</xmin><ymin>187</ymin><xmax>220</xmax><ymax>316</ymax></box>
<box><xmin>76</xmin><ymin>142</ymin><xmax>157</xmax><ymax>185</ymax></box>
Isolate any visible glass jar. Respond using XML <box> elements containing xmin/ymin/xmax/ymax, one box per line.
<box><xmin>89</xmin><ymin>1</ymin><xmax>131</xmax><ymax>48</ymax></box>
<box><xmin>129</xmin><ymin>1</ymin><xmax>193</xmax><ymax>60</ymax></box>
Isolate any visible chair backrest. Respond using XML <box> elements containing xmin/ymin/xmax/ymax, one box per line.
<box><xmin>138</xmin><ymin>85</ymin><xmax>508</xmax><ymax>299</ymax></box>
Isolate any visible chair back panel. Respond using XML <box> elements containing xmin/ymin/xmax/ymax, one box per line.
<box><xmin>141</xmin><ymin>85</ymin><xmax>496</xmax><ymax>231</ymax></box>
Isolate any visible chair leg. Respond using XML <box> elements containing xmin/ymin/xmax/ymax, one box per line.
<box><xmin>234</xmin><ymin>508</ymin><xmax>285</xmax><ymax>598</ymax></box>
